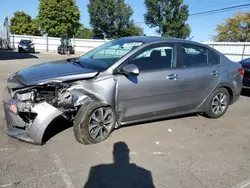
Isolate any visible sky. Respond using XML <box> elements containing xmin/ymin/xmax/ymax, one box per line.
<box><xmin>0</xmin><ymin>0</ymin><xmax>250</xmax><ymax>42</ymax></box>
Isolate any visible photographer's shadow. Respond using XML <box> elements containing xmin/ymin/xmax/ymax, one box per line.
<box><xmin>84</xmin><ymin>142</ymin><xmax>155</xmax><ymax>188</ymax></box>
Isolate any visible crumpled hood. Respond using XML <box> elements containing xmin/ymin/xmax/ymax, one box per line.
<box><xmin>16</xmin><ymin>59</ymin><xmax>98</xmax><ymax>86</ymax></box>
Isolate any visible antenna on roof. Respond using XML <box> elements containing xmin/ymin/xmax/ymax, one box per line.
<box><xmin>189</xmin><ymin>36</ymin><xmax>194</xmax><ymax>41</ymax></box>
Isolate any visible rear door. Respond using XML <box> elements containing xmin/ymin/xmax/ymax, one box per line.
<box><xmin>175</xmin><ymin>43</ymin><xmax>222</xmax><ymax>110</ymax></box>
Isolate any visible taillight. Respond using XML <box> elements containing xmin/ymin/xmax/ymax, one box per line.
<box><xmin>239</xmin><ymin>68</ymin><xmax>244</xmax><ymax>76</ymax></box>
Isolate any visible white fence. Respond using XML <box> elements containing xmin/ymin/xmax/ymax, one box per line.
<box><xmin>9</xmin><ymin>34</ymin><xmax>250</xmax><ymax>62</ymax></box>
<box><xmin>203</xmin><ymin>42</ymin><xmax>250</xmax><ymax>62</ymax></box>
<box><xmin>10</xmin><ymin>34</ymin><xmax>108</xmax><ymax>54</ymax></box>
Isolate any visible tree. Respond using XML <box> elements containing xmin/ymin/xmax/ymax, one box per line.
<box><xmin>214</xmin><ymin>12</ymin><xmax>250</xmax><ymax>42</ymax></box>
<box><xmin>88</xmin><ymin>0</ymin><xmax>143</xmax><ymax>38</ymax></box>
<box><xmin>144</xmin><ymin>0</ymin><xmax>191</xmax><ymax>38</ymax></box>
<box><xmin>37</xmin><ymin>0</ymin><xmax>80</xmax><ymax>37</ymax></box>
<box><xmin>75</xmin><ymin>25</ymin><xmax>93</xmax><ymax>39</ymax></box>
<box><xmin>119</xmin><ymin>26</ymin><xmax>144</xmax><ymax>37</ymax></box>
<box><xmin>10</xmin><ymin>11</ymin><xmax>40</xmax><ymax>36</ymax></box>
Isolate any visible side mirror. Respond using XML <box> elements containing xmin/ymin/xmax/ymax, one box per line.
<box><xmin>122</xmin><ymin>64</ymin><xmax>140</xmax><ymax>76</ymax></box>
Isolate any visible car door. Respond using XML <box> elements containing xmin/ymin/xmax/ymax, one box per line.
<box><xmin>175</xmin><ymin>43</ymin><xmax>222</xmax><ymax>110</ymax></box>
<box><xmin>116</xmin><ymin>43</ymin><xmax>184</xmax><ymax>122</ymax></box>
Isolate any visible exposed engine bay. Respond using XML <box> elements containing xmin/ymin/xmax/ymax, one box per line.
<box><xmin>8</xmin><ymin>82</ymin><xmax>81</xmax><ymax>131</ymax></box>
<box><xmin>13</xmin><ymin>83</ymin><xmax>77</xmax><ymax>109</ymax></box>
<box><xmin>3</xmin><ymin>65</ymin><xmax>116</xmax><ymax>145</ymax></box>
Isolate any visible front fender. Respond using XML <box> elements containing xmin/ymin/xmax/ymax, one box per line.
<box><xmin>68</xmin><ymin>76</ymin><xmax>118</xmax><ymax>109</ymax></box>
<box><xmin>29</xmin><ymin>102</ymin><xmax>63</xmax><ymax>144</ymax></box>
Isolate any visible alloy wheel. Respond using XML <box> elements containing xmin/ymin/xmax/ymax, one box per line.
<box><xmin>211</xmin><ymin>93</ymin><xmax>228</xmax><ymax>115</ymax></box>
<box><xmin>88</xmin><ymin>107</ymin><xmax>114</xmax><ymax>141</ymax></box>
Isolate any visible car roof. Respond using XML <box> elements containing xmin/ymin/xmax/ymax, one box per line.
<box><xmin>122</xmin><ymin>36</ymin><xmax>203</xmax><ymax>46</ymax></box>
<box><xmin>20</xmin><ymin>40</ymin><xmax>32</xmax><ymax>42</ymax></box>
<box><xmin>240</xmin><ymin>58</ymin><xmax>250</xmax><ymax>63</ymax></box>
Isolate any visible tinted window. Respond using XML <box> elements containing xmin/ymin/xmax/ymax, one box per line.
<box><xmin>207</xmin><ymin>50</ymin><xmax>218</xmax><ymax>65</ymax></box>
<box><xmin>128</xmin><ymin>44</ymin><xmax>176</xmax><ymax>71</ymax></box>
<box><xmin>179</xmin><ymin>44</ymin><xmax>219</xmax><ymax>68</ymax></box>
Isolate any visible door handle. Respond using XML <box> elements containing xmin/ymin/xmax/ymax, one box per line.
<box><xmin>211</xmin><ymin>70</ymin><xmax>220</xmax><ymax>76</ymax></box>
<box><xmin>166</xmin><ymin>74</ymin><xmax>180</xmax><ymax>80</ymax></box>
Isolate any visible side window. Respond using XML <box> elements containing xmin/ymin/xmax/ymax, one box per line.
<box><xmin>207</xmin><ymin>50</ymin><xmax>219</xmax><ymax>65</ymax></box>
<box><xmin>179</xmin><ymin>44</ymin><xmax>208</xmax><ymax>68</ymax></box>
<box><xmin>128</xmin><ymin>44</ymin><xmax>176</xmax><ymax>71</ymax></box>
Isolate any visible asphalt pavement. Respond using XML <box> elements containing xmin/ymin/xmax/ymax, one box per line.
<box><xmin>0</xmin><ymin>50</ymin><xmax>250</xmax><ymax>188</ymax></box>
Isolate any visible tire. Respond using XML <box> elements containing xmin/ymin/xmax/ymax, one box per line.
<box><xmin>204</xmin><ymin>88</ymin><xmax>230</xmax><ymax>119</ymax></box>
<box><xmin>73</xmin><ymin>102</ymin><xmax>116</xmax><ymax>145</ymax></box>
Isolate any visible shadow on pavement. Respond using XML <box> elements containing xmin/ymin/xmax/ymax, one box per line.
<box><xmin>0</xmin><ymin>50</ymin><xmax>39</xmax><ymax>60</ymax></box>
<box><xmin>42</xmin><ymin>116</ymin><xmax>72</xmax><ymax>144</ymax></box>
<box><xmin>84</xmin><ymin>142</ymin><xmax>155</xmax><ymax>188</ymax></box>
<box><xmin>123</xmin><ymin>113</ymin><xmax>198</xmax><ymax>129</ymax></box>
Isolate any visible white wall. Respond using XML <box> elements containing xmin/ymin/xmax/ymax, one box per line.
<box><xmin>202</xmin><ymin>42</ymin><xmax>250</xmax><ymax>62</ymax></box>
<box><xmin>10</xmin><ymin>34</ymin><xmax>108</xmax><ymax>54</ymax></box>
<box><xmin>9</xmin><ymin>34</ymin><xmax>250</xmax><ymax>62</ymax></box>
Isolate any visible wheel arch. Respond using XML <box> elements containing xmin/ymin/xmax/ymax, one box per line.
<box><xmin>220</xmin><ymin>86</ymin><xmax>234</xmax><ymax>105</ymax></box>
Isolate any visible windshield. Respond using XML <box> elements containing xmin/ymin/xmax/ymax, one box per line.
<box><xmin>20</xmin><ymin>40</ymin><xmax>32</xmax><ymax>44</ymax></box>
<box><xmin>78</xmin><ymin>39</ymin><xmax>143</xmax><ymax>71</ymax></box>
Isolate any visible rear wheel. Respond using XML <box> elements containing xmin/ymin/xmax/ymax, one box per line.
<box><xmin>204</xmin><ymin>88</ymin><xmax>230</xmax><ymax>118</ymax></box>
<box><xmin>73</xmin><ymin>102</ymin><xmax>116</xmax><ymax>145</ymax></box>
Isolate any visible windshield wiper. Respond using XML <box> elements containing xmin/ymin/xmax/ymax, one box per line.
<box><xmin>67</xmin><ymin>57</ymin><xmax>86</xmax><ymax>68</ymax></box>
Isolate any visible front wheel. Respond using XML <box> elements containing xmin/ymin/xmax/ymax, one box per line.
<box><xmin>204</xmin><ymin>88</ymin><xmax>230</xmax><ymax>118</ymax></box>
<box><xmin>73</xmin><ymin>102</ymin><xmax>116</xmax><ymax>145</ymax></box>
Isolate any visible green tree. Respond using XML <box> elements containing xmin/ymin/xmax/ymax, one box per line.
<box><xmin>88</xmin><ymin>0</ymin><xmax>143</xmax><ymax>38</ymax></box>
<box><xmin>10</xmin><ymin>11</ymin><xmax>40</xmax><ymax>36</ymax></box>
<box><xmin>119</xmin><ymin>26</ymin><xmax>144</xmax><ymax>37</ymax></box>
<box><xmin>144</xmin><ymin>0</ymin><xmax>191</xmax><ymax>38</ymax></box>
<box><xmin>214</xmin><ymin>12</ymin><xmax>250</xmax><ymax>42</ymax></box>
<box><xmin>75</xmin><ymin>25</ymin><xmax>93</xmax><ymax>39</ymax></box>
<box><xmin>37</xmin><ymin>0</ymin><xmax>80</xmax><ymax>37</ymax></box>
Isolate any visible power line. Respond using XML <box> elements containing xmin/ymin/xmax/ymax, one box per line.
<box><xmin>133</xmin><ymin>3</ymin><xmax>250</xmax><ymax>25</ymax></box>
<box><xmin>84</xmin><ymin>3</ymin><xmax>250</xmax><ymax>28</ymax></box>
<box><xmin>189</xmin><ymin>0</ymin><xmax>249</xmax><ymax>11</ymax></box>
<box><xmin>190</xmin><ymin>3</ymin><xmax>250</xmax><ymax>16</ymax></box>
<box><xmin>190</xmin><ymin>6</ymin><xmax>250</xmax><ymax>17</ymax></box>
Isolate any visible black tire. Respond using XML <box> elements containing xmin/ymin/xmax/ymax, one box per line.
<box><xmin>73</xmin><ymin>102</ymin><xmax>116</xmax><ymax>145</ymax></box>
<box><xmin>204</xmin><ymin>88</ymin><xmax>230</xmax><ymax>119</ymax></box>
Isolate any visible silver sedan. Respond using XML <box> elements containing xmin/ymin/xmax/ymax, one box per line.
<box><xmin>3</xmin><ymin>37</ymin><xmax>243</xmax><ymax>145</ymax></box>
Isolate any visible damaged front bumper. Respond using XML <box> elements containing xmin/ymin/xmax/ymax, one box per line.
<box><xmin>2</xmin><ymin>87</ymin><xmax>63</xmax><ymax>145</ymax></box>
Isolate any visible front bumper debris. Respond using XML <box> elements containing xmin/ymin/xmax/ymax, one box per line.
<box><xmin>2</xmin><ymin>87</ymin><xmax>63</xmax><ymax>145</ymax></box>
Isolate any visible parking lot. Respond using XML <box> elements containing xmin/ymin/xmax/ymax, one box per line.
<box><xmin>0</xmin><ymin>50</ymin><xmax>250</xmax><ymax>188</ymax></box>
